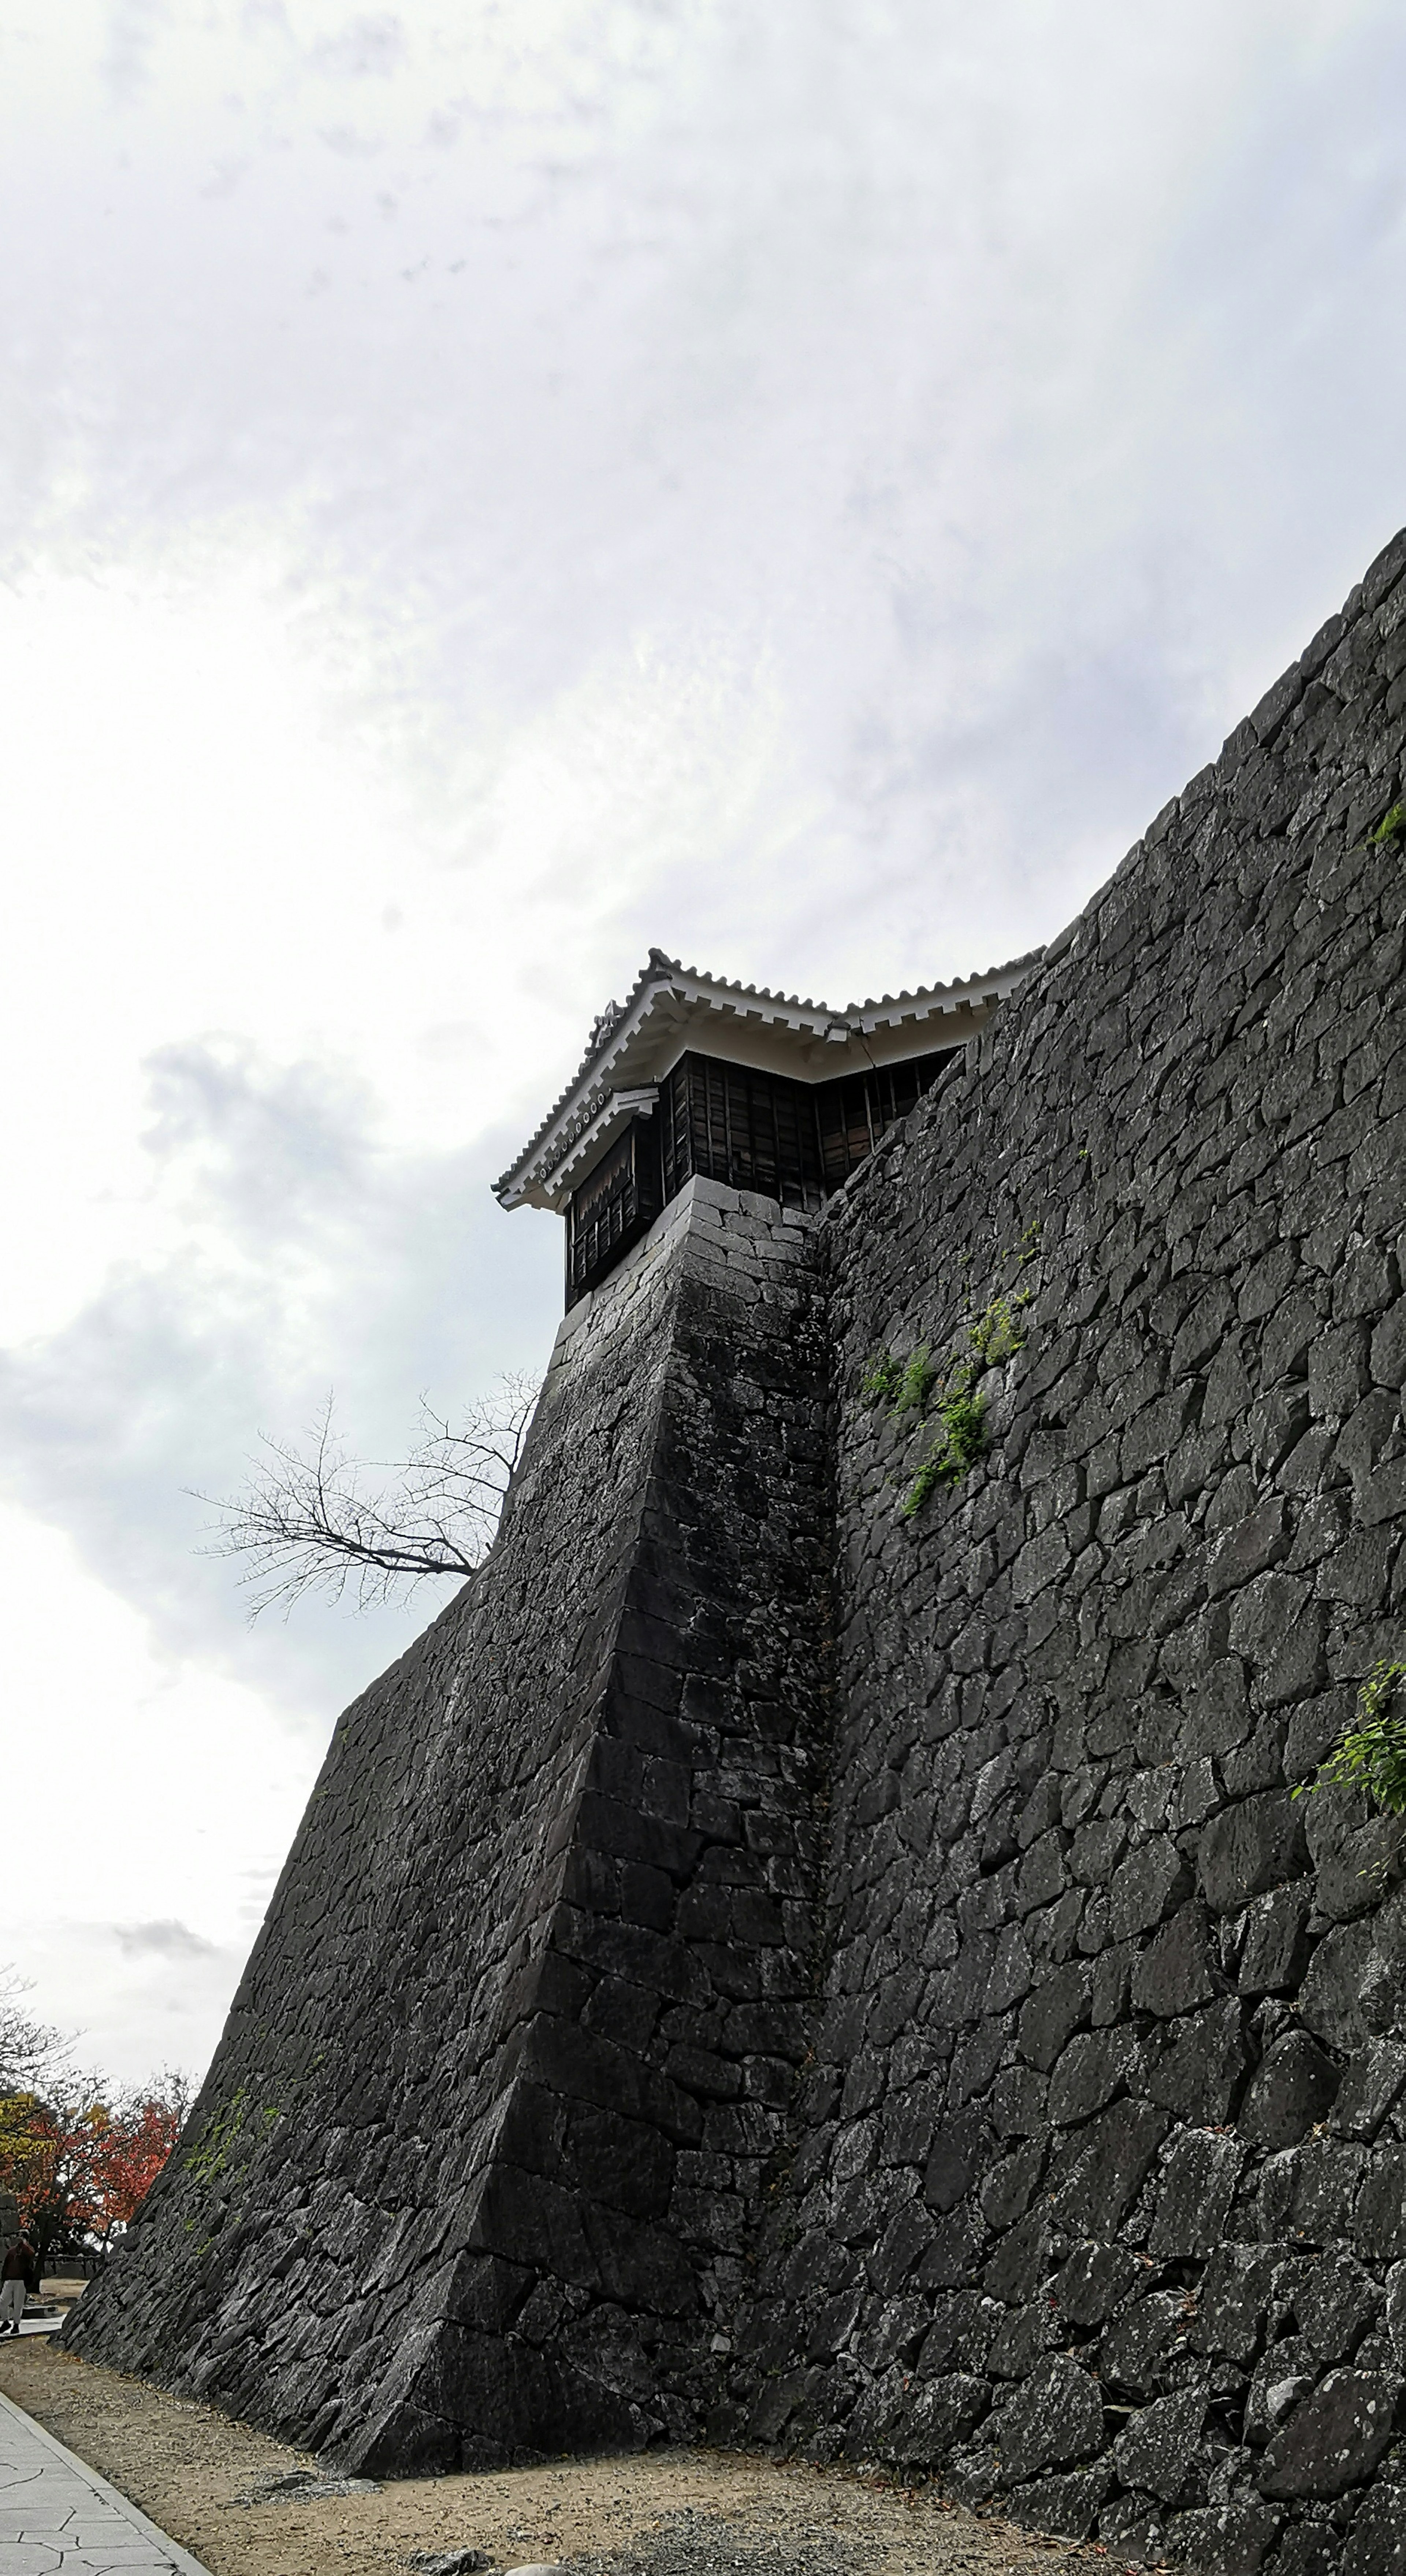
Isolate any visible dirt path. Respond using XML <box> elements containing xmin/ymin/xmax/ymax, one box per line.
<box><xmin>0</xmin><ymin>2339</ymin><xmax>1125</xmax><ymax>2576</ymax></box>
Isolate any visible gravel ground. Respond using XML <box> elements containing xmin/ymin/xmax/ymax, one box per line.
<box><xmin>565</xmin><ymin>2504</ymin><xmax>884</xmax><ymax>2571</ymax></box>
<box><xmin>0</xmin><ymin>2337</ymin><xmax>1126</xmax><ymax>2576</ymax></box>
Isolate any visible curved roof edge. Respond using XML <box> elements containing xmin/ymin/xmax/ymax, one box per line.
<box><xmin>495</xmin><ymin>946</ymin><xmax>1042</xmax><ymax>1213</ymax></box>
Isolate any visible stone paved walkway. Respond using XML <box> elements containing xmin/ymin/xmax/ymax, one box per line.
<box><xmin>0</xmin><ymin>2388</ymin><xmax>214</xmax><ymax>2576</ymax></box>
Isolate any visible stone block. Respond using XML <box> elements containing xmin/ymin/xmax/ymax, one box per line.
<box><xmin>987</xmin><ymin>2353</ymin><xmax>1105</xmax><ymax>2484</ymax></box>
<box><xmin>1166</xmin><ymin>2501</ymin><xmax>1282</xmax><ymax>2574</ymax></box>
<box><xmin>1354</xmin><ymin>2148</ymin><xmax>1406</xmax><ymax>2264</ymax></box>
<box><xmin>1110</xmin><ymin>1835</ymin><xmax>1194</xmax><ymax>1940</ymax></box>
<box><xmin>1244</xmin><ymin>2337</ymin><xmax>1318</xmax><ymax>2448</ymax></box>
<box><xmin>1332</xmin><ymin>2039</ymin><xmax>1406</xmax><ymax>2143</ymax></box>
<box><xmin>1189</xmin><ymin>2245</ymin><xmax>1279</xmax><ymax>2365</ymax></box>
<box><xmin>1237</xmin><ymin>1884</ymin><xmax>1312</xmax><ymax>1996</ymax></box>
<box><xmin>1048</xmin><ymin>2028</ymin><xmax>1140</xmax><ymax>2125</ymax></box>
<box><xmin>1199</xmin><ymin>1796</ymin><xmax>1309</xmax><ymax>1915</ymax></box>
<box><xmin>1342</xmin><ymin>2484</ymin><xmax>1406</xmax><ymax>2576</ymax></box>
<box><xmin>987</xmin><ymin>2300</ymin><xmax>1060</xmax><ymax>2377</ymax></box>
<box><xmin>1148</xmin><ymin>2128</ymin><xmax>1245</xmax><ymax>2260</ymax></box>
<box><xmin>979</xmin><ymin>2137</ymin><xmax>1046</xmax><ymax>2229</ymax></box>
<box><xmin>1101</xmin><ymin>2291</ymin><xmax>1187</xmax><ymax>2397</ymax></box>
<box><xmin>1299</xmin><ymin>1918</ymin><xmax>1375</xmax><ymax>2056</ymax></box>
<box><xmin>1006</xmin><ymin>2460</ymin><xmax>1113</xmax><ymax>2538</ymax></box>
<box><xmin>1052</xmin><ymin>2098</ymin><xmax>1170</xmax><ymax>2234</ymax></box>
<box><xmin>1134</xmin><ymin>1902</ymin><xmax>1219</xmax><ymax>2017</ymax></box>
<box><xmin>1052</xmin><ymin>2239</ymin><xmax>1142</xmax><ymax>2329</ymax></box>
<box><xmin>1112</xmin><ymin>2386</ymin><xmax>1206</xmax><ymax>2503</ymax></box>
<box><xmin>898</xmin><ymin>2371</ymin><xmax>991</xmax><ymax>2464</ymax></box>
<box><xmin>1294</xmin><ymin>2251</ymin><xmax>1382</xmax><ymax>2364</ymax></box>
<box><xmin>1016</xmin><ymin>1962</ymin><xmax>1092</xmax><ymax>2071</ymax></box>
<box><xmin>983</xmin><ymin>2208</ymin><xmax>1050</xmax><ymax>2308</ymax></box>
<box><xmin>1148</xmin><ymin>1999</ymin><xmax>1254</xmax><ymax>2125</ymax></box>
<box><xmin>923</xmin><ymin>2109</ymin><xmax>989</xmax><ymax>2214</ymax></box>
<box><xmin>1239</xmin><ymin>2032</ymin><xmax>1340</xmax><ymax>2150</ymax></box>
<box><xmin>1258</xmin><ymin>2368</ymin><xmax>1401</xmax><ymax>2496</ymax></box>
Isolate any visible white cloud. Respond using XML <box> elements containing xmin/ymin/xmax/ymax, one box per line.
<box><xmin>1</xmin><ymin>0</ymin><xmax>1405</xmax><ymax>2082</ymax></box>
<box><xmin>0</xmin><ymin>1504</ymin><xmax>311</xmax><ymax>2084</ymax></box>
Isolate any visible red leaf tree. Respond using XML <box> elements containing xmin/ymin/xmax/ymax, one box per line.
<box><xmin>0</xmin><ymin>2075</ymin><xmax>189</xmax><ymax>2256</ymax></box>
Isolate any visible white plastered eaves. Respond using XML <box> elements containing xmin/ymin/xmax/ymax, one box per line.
<box><xmin>494</xmin><ymin>946</ymin><xmax>1041</xmax><ymax>1213</ymax></box>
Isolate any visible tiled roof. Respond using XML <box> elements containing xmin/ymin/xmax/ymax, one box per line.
<box><xmin>494</xmin><ymin>945</ymin><xmax>1041</xmax><ymax>1209</ymax></box>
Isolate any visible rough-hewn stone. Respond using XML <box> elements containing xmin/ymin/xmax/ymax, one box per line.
<box><xmin>65</xmin><ymin>1177</ymin><xmax>831</xmax><ymax>2471</ymax></box>
<box><xmin>67</xmin><ymin>533</ymin><xmax>1406</xmax><ymax>2571</ymax></box>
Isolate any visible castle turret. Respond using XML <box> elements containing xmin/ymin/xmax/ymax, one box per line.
<box><xmin>494</xmin><ymin>945</ymin><xmax>1037</xmax><ymax>1304</ymax></box>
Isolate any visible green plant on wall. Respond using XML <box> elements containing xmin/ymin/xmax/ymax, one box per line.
<box><xmin>183</xmin><ymin>2083</ymin><xmax>250</xmax><ymax>2191</ymax></box>
<box><xmin>1366</xmin><ymin>800</ymin><xmax>1406</xmax><ymax>848</ymax></box>
<box><xmin>1293</xmin><ymin>1659</ymin><xmax>1406</xmax><ymax>1814</ymax></box>
<box><xmin>898</xmin><ymin>1367</ymin><xmax>987</xmax><ymax>1516</ymax></box>
<box><xmin>859</xmin><ymin>1348</ymin><xmax>905</xmax><ymax>1408</ymax></box>
<box><xmin>863</xmin><ymin>1223</ymin><xmax>1040</xmax><ymax>1518</ymax></box>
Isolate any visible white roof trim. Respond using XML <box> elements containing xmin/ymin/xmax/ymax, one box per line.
<box><xmin>495</xmin><ymin>947</ymin><xmax>1039</xmax><ymax>1212</ymax></box>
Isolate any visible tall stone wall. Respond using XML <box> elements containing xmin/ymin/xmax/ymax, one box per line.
<box><xmin>733</xmin><ymin>528</ymin><xmax>1406</xmax><ymax>2575</ymax></box>
<box><xmin>66</xmin><ymin>1176</ymin><xmax>832</xmax><ymax>2474</ymax></box>
<box><xmin>66</xmin><ymin>528</ymin><xmax>1406</xmax><ymax>2575</ymax></box>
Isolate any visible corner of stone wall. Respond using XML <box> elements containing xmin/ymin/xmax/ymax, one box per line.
<box><xmin>64</xmin><ymin>1172</ymin><xmax>836</xmax><ymax>2477</ymax></box>
<box><xmin>728</xmin><ymin>532</ymin><xmax>1406</xmax><ymax>2576</ymax></box>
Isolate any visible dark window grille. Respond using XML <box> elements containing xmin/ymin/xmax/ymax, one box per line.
<box><xmin>565</xmin><ymin>1045</ymin><xmax>958</xmax><ymax>1304</ymax></box>
<box><xmin>565</xmin><ymin>1118</ymin><xmax>661</xmax><ymax>1306</ymax></box>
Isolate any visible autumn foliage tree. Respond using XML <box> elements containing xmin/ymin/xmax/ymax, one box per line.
<box><xmin>0</xmin><ymin>2073</ymin><xmax>190</xmax><ymax>2256</ymax></box>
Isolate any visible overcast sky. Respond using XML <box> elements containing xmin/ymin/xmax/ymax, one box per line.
<box><xmin>3</xmin><ymin>0</ymin><xmax>1405</xmax><ymax>2089</ymax></box>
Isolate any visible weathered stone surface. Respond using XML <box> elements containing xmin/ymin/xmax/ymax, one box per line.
<box><xmin>1053</xmin><ymin>2239</ymin><xmax>1142</xmax><ymax>2329</ymax></box>
<box><xmin>1007</xmin><ymin>2461</ymin><xmax>1113</xmax><ymax>2539</ymax></box>
<box><xmin>1239</xmin><ymin>2031</ymin><xmax>1342</xmax><ymax>2150</ymax></box>
<box><xmin>1245</xmin><ymin>2338</ymin><xmax>1317</xmax><ymax>2447</ymax></box>
<box><xmin>987</xmin><ymin>2353</ymin><xmax>1104</xmax><ymax>2483</ymax></box>
<box><xmin>62</xmin><ymin>534</ymin><xmax>1406</xmax><ymax>2564</ymax></box>
<box><xmin>1134</xmin><ymin>1902</ymin><xmax>1219</xmax><ymax>2018</ymax></box>
<box><xmin>1356</xmin><ymin>2147</ymin><xmax>1406</xmax><ymax>2263</ymax></box>
<box><xmin>1295</xmin><ymin>2251</ymin><xmax>1382</xmax><ymax>2363</ymax></box>
<box><xmin>1299</xmin><ymin>1919</ymin><xmax>1376</xmax><ymax>2056</ymax></box>
<box><xmin>1258</xmin><ymin>2367</ymin><xmax>1401</xmax><ymax>2495</ymax></box>
<box><xmin>1102</xmin><ymin>2291</ymin><xmax>1187</xmax><ymax>2397</ymax></box>
<box><xmin>1189</xmin><ymin>2244</ymin><xmax>1279</xmax><ymax>2365</ymax></box>
<box><xmin>1334</xmin><ymin>2039</ymin><xmax>1406</xmax><ymax>2144</ymax></box>
<box><xmin>1048</xmin><ymin>2028</ymin><xmax>1139</xmax><ymax>2125</ymax></box>
<box><xmin>1237</xmin><ymin>1883</ymin><xmax>1313</xmax><ymax>1996</ymax></box>
<box><xmin>1168</xmin><ymin>2502</ymin><xmax>1282</xmax><ymax>2575</ymax></box>
<box><xmin>1050</xmin><ymin>2099</ymin><xmax>1169</xmax><ymax>2234</ymax></box>
<box><xmin>899</xmin><ymin>2372</ymin><xmax>990</xmax><ymax>2463</ymax></box>
<box><xmin>1148</xmin><ymin>1998</ymin><xmax>1253</xmax><ymax>2125</ymax></box>
<box><xmin>1112</xmin><ymin>2386</ymin><xmax>1205</xmax><ymax>2502</ymax></box>
<box><xmin>1148</xmin><ymin>2127</ymin><xmax>1245</xmax><ymax>2260</ymax></box>
<box><xmin>1342</xmin><ymin>2482</ymin><xmax>1406</xmax><ymax>2576</ymax></box>
<box><xmin>1199</xmin><ymin>1796</ymin><xmax>1309</xmax><ymax>1917</ymax></box>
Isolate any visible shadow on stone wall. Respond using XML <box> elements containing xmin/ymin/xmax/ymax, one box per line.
<box><xmin>66</xmin><ymin>528</ymin><xmax>1406</xmax><ymax>2576</ymax></box>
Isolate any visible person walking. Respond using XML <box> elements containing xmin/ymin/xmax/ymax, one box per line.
<box><xmin>0</xmin><ymin>2232</ymin><xmax>34</xmax><ymax>2334</ymax></box>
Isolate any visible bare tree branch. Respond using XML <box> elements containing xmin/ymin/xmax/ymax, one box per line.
<box><xmin>0</xmin><ymin>1968</ymin><xmax>72</xmax><ymax>2095</ymax></box>
<box><xmin>195</xmin><ymin>1375</ymin><xmax>540</xmax><ymax>1615</ymax></box>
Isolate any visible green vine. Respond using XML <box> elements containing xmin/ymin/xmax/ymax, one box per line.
<box><xmin>899</xmin><ymin>1372</ymin><xmax>987</xmax><ymax>1516</ymax></box>
<box><xmin>183</xmin><ymin>2082</ymin><xmax>250</xmax><ymax>2189</ymax></box>
<box><xmin>863</xmin><ymin>1223</ymin><xmax>1040</xmax><ymax>1518</ymax></box>
<box><xmin>1293</xmin><ymin>1660</ymin><xmax>1406</xmax><ymax>1814</ymax></box>
<box><xmin>180</xmin><ymin>2082</ymin><xmax>287</xmax><ymax>2238</ymax></box>
<box><xmin>1367</xmin><ymin>801</ymin><xmax>1406</xmax><ymax>848</ymax></box>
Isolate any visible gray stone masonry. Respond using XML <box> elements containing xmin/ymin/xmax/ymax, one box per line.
<box><xmin>67</xmin><ymin>529</ymin><xmax>1406</xmax><ymax>2574</ymax></box>
<box><xmin>66</xmin><ymin>1176</ymin><xmax>832</xmax><ymax>2473</ymax></box>
<box><xmin>728</xmin><ymin>526</ymin><xmax>1406</xmax><ymax>2575</ymax></box>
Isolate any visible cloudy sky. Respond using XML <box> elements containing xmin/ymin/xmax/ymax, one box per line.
<box><xmin>2</xmin><ymin>0</ymin><xmax>1405</xmax><ymax>2090</ymax></box>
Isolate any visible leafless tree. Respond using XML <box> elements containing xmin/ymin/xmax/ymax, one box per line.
<box><xmin>0</xmin><ymin>1969</ymin><xmax>71</xmax><ymax>2095</ymax></box>
<box><xmin>199</xmin><ymin>1376</ymin><xmax>540</xmax><ymax>1615</ymax></box>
